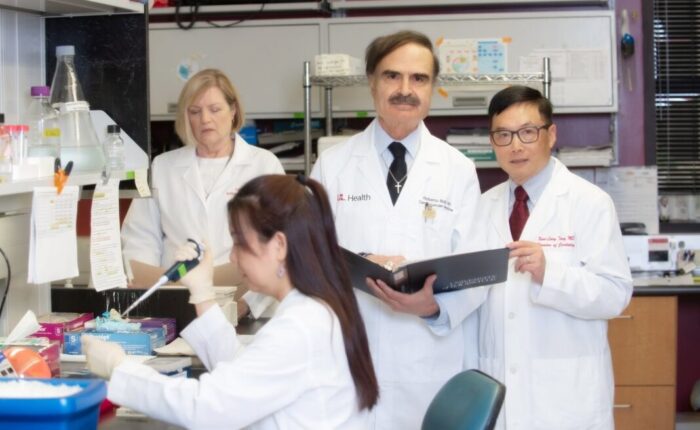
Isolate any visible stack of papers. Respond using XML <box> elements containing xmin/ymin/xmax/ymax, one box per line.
<box><xmin>557</xmin><ymin>145</ymin><xmax>614</xmax><ymax>166</ymax></box>
<box><xmin>446</xmin><ymin>129</ymin><xmax>495</xmax><ymax>162</ymax></box>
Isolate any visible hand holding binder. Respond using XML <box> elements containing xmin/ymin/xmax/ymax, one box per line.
<box><xmin>342</xmin><ymin>247</ymin><xmax>509</xmax><ymax>296</ymax></box>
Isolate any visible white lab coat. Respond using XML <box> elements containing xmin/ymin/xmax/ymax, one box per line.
<box><xmin>107</xmin><ymin>289</ymin><xmax>368</xmax><ymax>430</ymax></box>
<box><xmin>121</xmin><ymin>136</ymin><xmax>283</xmax><ymax>315</ymax></box>
<box><xmin>122</xmin><ymin>135</ymin><xmax>283</xmax><ymax>267</ymax></box>
<box><xmin>311</xmin><ymin>119</ymin><xmax>486</xmax><ymax>430</ymax></box>
<box><xmin>477</xmin><ymin>158</ymin><xmax>633</xmax><ymax>430</ymax></box>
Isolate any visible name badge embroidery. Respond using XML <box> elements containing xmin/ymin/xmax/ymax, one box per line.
<box><xmin>538</xmin><ymin>235</ymin><xmax>575</xmax><ymax>248</ymax></box>
<box><xmin>418</xmin><ymin>196</ymin><xmax>454</xmax><ymax>212</ymax></box>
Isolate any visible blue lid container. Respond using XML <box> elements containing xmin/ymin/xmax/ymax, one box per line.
<box><xmin>0</xmin><ymin>378</ymin><xmax>106</xmax><ymax>430</ymax></box>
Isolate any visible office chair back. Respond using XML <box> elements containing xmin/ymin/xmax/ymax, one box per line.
<box><xmin>421</xmin><ymin>369</ymin><xmax>506</xmax><ymax>430</ymax></box>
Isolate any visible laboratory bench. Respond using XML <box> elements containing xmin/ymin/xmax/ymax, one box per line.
<box><xmin>58</xmin><ymin>315</ymin><xmax>268</xmax><ymax>429</ymax></box>
<box><xmin>49</xmin><ymin>284</ymin><xmax>698</xmax><ymax>429</ymax></box>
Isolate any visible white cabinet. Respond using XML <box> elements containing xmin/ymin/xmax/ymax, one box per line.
<box><xmin>149</xmin><ymin>20</ymin><xmax>323</xmax><ymax>120</ymax></box>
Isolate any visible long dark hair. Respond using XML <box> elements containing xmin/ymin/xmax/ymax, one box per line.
<box><xmin>227</xmin><ymin>174</ymin><xmax>379</xmax><ymax>411</ymax></box>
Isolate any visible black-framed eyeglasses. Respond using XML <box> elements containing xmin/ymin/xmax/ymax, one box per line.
<box><xmin>489</xmin><ymin>124</ymin><xmax>552</xmax><ymax>147</ymax></box>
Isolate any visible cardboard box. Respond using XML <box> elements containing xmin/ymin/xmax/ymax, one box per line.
<box><xmin>314</xmin><ymin>54</ymin><xmax>363</xmax><ymax>76</ymax></box>
<box><xmin>64</xmin><ymin>327</ymin><xmax>166</xmax><ymax>356</ymax></box>
<box><xmin>128</xmin><ymin>317</ymin><xmax>177</xmax><ymax>344</ymax></box>
<box><xmin>32</xmin><ymin>312</ymin><xmax>93</xmax><ymax>346</ymax></box>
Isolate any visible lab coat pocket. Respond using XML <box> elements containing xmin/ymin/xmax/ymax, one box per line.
<box><xmin>422</xmin><ymin>210</ymin><xmax>455</xmax><ymax>256</ymax></box>
<box><xmin>532</xmin><ymin>356</ymin><xmax>611</xmax><ymax>430</ymax></box>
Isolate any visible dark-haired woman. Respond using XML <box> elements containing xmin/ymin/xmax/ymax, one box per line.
<box><xmin>83</xmin><ymin>174</ymin><xmax>379</xmax><ymax>429</ymax></box>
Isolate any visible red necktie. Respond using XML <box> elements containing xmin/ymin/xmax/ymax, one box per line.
<box><xmin>509</xmin><ymin>186</ymin><xmax>529</xmax><ymax>241</ymax></box>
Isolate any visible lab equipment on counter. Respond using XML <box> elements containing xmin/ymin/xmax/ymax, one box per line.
<box><xmin>102</xmin><ymin>124</ymin><xmax>124</xmax><ymax>171</ymax></box>
<box><xmin>623</xmin><ymin>234</ymin><xmax>700</xmax><ymax>285</ymax></box>
<box><xmin>56</xmin><ymin>102</ymin><xmax>104</xmax><ymax>172</ymax></box>
<box><xmin>25</xmin><ymin>86</ymin><xmax>60</xmax><ymax>159</ymax></box>
<box><xmin>49</xmin><ymin>46</ymin><xmax>84</xmax><ymax>107</ymax></box>
<box><xmin>49</xmin><ymin>46</ymin><xmax>105</xmax><ymax>172</ymax></box>
<box><xmin>120</xmin><ymin>239</ymin><xmax>204</xmax><ymax>318</ymax></box>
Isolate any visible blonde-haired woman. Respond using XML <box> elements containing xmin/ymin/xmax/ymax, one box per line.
<box><xmin>122</xmin><ymin>68</ymin><xmax>283</xmax><ymax>318</ymax></box>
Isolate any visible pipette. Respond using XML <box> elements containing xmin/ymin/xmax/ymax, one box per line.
<box><xmin>120</xmin><ymin>239</ymin><xmax>203</xmax><ymax>318</ymax></box>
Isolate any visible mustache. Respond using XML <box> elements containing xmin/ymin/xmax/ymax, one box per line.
<box><xmin>388</xmin><ymin>94</ymin><xmax>420</xmax><ymax>106</ymax></box>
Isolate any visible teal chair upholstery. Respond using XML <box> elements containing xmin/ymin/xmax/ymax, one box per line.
<box><xmin>421</xmin><ymin>369</ymin><xmax>506</xmax><ymax>430</ymax></box>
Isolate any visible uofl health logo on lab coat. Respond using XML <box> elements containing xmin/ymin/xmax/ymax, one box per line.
<box><xmin>337</xmin><ymin>193</ymin><xmax>371</xmax><ymax>202</ymax></box>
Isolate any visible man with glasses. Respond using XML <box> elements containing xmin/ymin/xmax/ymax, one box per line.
<box><xmin>473</xmin><ymin>85</ymin><xmax>633</xmax><ymax>429</ymax></box>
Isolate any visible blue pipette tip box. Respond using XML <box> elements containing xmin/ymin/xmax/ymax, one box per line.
<box><xmin>0</xmin><ymin>378</ymin><xmax>106</xmax><ymax>430</ymax></box>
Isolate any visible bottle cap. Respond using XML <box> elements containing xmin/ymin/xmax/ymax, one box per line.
<box><xmin>56</xmin><ymin>45</ymin><xmax>75</xmax><ymax>57</ymax></box>
<box><xmin>30</xmin><ymin>86</ymin><xmax>50</xmax><ymax>97</ymax></box>
<box><xmin>107</xmin><ymin>124</ymin><xmax>121</xmax><ymax>134</ymax></box>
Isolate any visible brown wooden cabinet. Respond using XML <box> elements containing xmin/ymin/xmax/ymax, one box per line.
<box><xmin>608</xmin><ymin>296</ymin><xmax>678</xmax><ymax>430</ymax></box>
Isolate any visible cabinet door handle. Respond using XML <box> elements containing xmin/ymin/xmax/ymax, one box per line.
<box><xmin>614</xmin><ymin>404</ymin><xmax>632</xmax><ymax>409</ymax></box>
<box><xmin>613</xmin><ymin>315</ymin><xmax>633</xmax><ymax>320</ymax></box>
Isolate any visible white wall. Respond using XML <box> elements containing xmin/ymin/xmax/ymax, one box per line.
<box><xmin>0</xmin><ymin>8</ymin><xmax>50</xmax><ymax>336</ymax></box>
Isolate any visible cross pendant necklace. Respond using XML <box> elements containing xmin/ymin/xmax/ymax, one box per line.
<box><xmin>388</xmin><ymin>169</ymin><xmax>407</xmax><ymax>194</ymax></box>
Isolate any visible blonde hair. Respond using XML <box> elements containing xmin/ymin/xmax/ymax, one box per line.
<box><xmin>174</xmin><ymin>68</ymin><xmax>245</xmax><ymax>146</ymax></box>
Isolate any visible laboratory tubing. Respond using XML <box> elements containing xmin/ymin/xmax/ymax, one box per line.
<box><xmin>49</xmin><ymin>45</ymin><xmax>85</xmax><ymax>108</ymax></box>
<box><xmin>103</xmin><ymin>124</ymin><xmax>125</xmax><ymax>171</ymax></box>
<box><xmin>25</xmin><ymin>86</ymin><xmax>60</xmax><ymax>159</ymax></box>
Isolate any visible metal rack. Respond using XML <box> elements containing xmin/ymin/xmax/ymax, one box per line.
<box><xmin>302</xmin><ymin>57</ymin><xmax>551</xmax><ymax>174</ymax></box>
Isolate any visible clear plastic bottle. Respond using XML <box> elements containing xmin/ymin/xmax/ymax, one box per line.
<box><xmin>25</xmin><ymin>86</ymin><xmax>60</xmax><ymax>159</ymax></box>
<box><xmin>103</xmin><ymin>124</ymin><xmax>125</xmax><ymax>171</ymax></box>
<box><xmin>48</xmin><ymin>46</ymin><xmax>104</xmax><ymax>172</ymax></box>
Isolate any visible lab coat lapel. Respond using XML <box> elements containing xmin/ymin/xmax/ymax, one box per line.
<box><xmin>520</xmin><ymin>159</ymin><xmax>568</xmax><ymax>240</ymax></box>
<box><xmin>210</xmin><ymin>134</ymin><xmax>250</xmax><ymax>196</ymax></box>
<box><xmin>488</xmin><ymin>184</ymin><xmax>512</xmax><ymax>243</ymax></box>
<box><xmin>180</xmin><ymin>146</ymin><xmax>207</xmax><ymax>206</ymax></box>
<box><xmin>395</xmin><ymin>124</ymin><xmax>437</xmax><ymax>209</ymax></box>
<box><xmin>354</xmin><ymin>122</ymin><xmax>393</xmax><ymax>209</ymax></box>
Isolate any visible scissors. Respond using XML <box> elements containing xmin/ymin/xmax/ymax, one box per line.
<box><xmin>53</xmin><ymin>158</ymin><xmax>73</xmax><ymax>195</ymax></box>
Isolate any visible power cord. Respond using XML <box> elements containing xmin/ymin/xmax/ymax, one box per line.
<box><xmin>0</xmin><ymin>246</ymin><xmax>11</xmax><ymax>319</ymax></box>
<box><xmin>175</xmin><ymin>0</ymin><xmax>270</xmax><ymax>30</ymax></box>
<box><xmin>175</xmin><ymin>0</ymin><xmax>199</xmax><ymax>30</ymax></box>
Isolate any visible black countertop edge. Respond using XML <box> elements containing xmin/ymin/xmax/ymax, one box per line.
<box><xmin>633</xmin><ymin>285</ymin><xmax>700</xmax><ymax>296</ymax></box>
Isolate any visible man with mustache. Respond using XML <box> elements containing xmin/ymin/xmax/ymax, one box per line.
<box><xmin>312</xmin><ymin>30</ymin><xmax>484</xmax><ymax>429</ymax></box>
